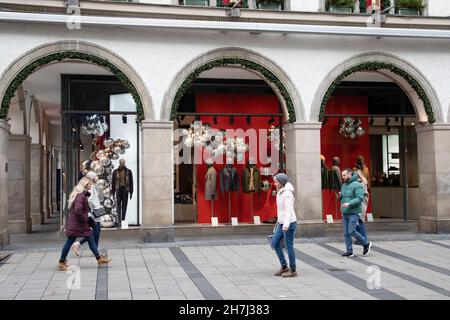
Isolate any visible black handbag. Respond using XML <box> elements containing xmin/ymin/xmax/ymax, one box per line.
<box><xmin>92</xmin><ymin>207</ymin><xmax>107</xmax><ymax>219</ymax></box>
<box><xmin>88</xmin><ymin>216</ymin><xmax>96</xmax><ymax>228</ymax></box>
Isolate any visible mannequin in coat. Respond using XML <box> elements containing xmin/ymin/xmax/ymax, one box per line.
<box><xmin>205</xmin><ymin>163</ymin><xmax>217</xmax><ymax>201</ymax></box>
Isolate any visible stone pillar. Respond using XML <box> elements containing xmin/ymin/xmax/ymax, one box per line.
<box><xmin>8</xmin><ymin>134</ymin><xmax>31</xmax><ymax>234</ymax></box>
<box><xmin>416</xmin><ymin>124</ymin><xmax>450</xmax><ymax>233</ymax></box>
<box><xmin>141</xmin><ymin>121</ymin><xmax>173</xmax><ymax>226</ymax></box>
<box><xmin>42</xmin><ymin>150</ymin><xmax>49</xmax><ymax>219</ymax></box>
<box><xmin>0</xmin><ymin>120</ymin><xmax>10</xmax><ymax>248</ymax></box>
<box><xmin>285</xmin><ymin>123</ymin><xmax>323</xmax><ymax>224</ymax></box>
<box><xmin>30</xmin><ymin>144</ymin><xmax>44</xmax><ymax>225</ymax></box>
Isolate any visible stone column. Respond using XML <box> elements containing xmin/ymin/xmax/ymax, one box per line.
<box><xmin>416</xmin><ymin>124</ymin><xmax>450</xmax><ymax>233</ymax></box>
<box><xmin>42</xmin><ymin>150</ymin><xmax>49</xmax><ymax>219</ymax></box>
<box><xmin>0</xmin><ymin>120</ymin><xmax>10</xmax><ymax>248</ymax></box>
<box><xmin>30</xmin><ymin>144</ymin><xmax>44</xmax><ymax>225</ymax></box>
<box><xmin>141</xmin><ymin>121</ymin><xmax>173</xmax><ymax>226</ymax></box>
<box><xmin>8</xmin><ymin>134</ymin><xmax>31</xmax><ymax>234</ymax></box>
<box><xmin>285</xmin><ymin>123</ymin><xmax>323</xmax><ymax>227</ymax></box>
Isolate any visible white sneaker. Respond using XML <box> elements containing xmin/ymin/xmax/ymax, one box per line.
<box><xmin>71</xmin><ymin>242</ymin><xmax>81</xmax><ymax>257</ymax></box>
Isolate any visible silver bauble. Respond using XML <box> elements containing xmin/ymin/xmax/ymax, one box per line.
<box><xmin>113</xmin><ymin>146</ymin><xmax>121</xmax><ymax>154</ymax></box>
<box><xmin>99</xmin><ymin>156</ymin><xmax>110</xmax><ymax>167</ymax></box>
<box><xmin>100</xmin><ymin>214</ymin><xmax>115</xmax><ymax>228</ymax></box>
<box><xmin>356</xmin><ymin>127</ymin><xmax>365</xmax><ymax>136</ymax></box>
<box><xmin>103</xmin><ymin>198</ymin><xmax>114</xmax><ymax>208</ymax></box>
<box><xmin>103</xmin><ymin>188</ymin><xmax>111</xmax><ymax>198</ymax></box>
<box><xmin>90</xmin><ymin>161</ymin><xmax>98</xmax><ymax>170</ymax></box>
<box><xmin>119</xmin><ymin>148</ymin><xmax>125</xmax><ymax>155</ymax></box>
<box><xmin>102</xmin><ymin>122</ymin><xmax>109</xmax><ymax>132</ymax></box>
<box><xmin>122</xmin><ymin>140</ymin><xmax>130</xmax><ymax>149</ymax></box>
<box><xmin>104</xmin><ymin>138</ymin><xmax>115</xmax><ymax>148</ymax></box>
<box><xmin>112</xmin><ymin>153</ymin><xmax>119</xmax><ymax>160</ymax></box>
<box><xmin>94</xmin><ymin>165</ymin><xmax>104</xmax><ymax>175</ymax></box>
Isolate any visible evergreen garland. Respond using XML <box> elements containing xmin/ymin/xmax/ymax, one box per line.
<box><xmin>1</xmin><ymin>51</ymin><xmax>145</xmax><ymax>122</ymax></box>
<box><xmin>170</xmin><ymin>58</ymin><xmax>296</xmax><ymax>123</ymax></box>
<box><xmin>319</xmin><ymin>61</ymin><xmax>435</xmax><ymax>123</ymax></box>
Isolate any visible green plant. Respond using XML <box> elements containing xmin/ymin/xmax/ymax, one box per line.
<box><xmin>396</xmin><ymin>0</ymin><xmax>425</xmax><ymax>10</ymax></box>
<box><xmin>328</xmin><ymin>0</ymin><xmax>355</xmax><ymax>7</ymax></box>
<box><xmin>256</xmin><ymin>0</ymin><xmax>283</xmax><ymax>4</ymax></box>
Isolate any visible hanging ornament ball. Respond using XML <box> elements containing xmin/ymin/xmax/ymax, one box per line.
<box><xmin>103</xmin><ymin>198</ymin><xmax>114</xmax><ymax>209</ymax></box>
<box><xmin>356</xmin><ymin>127</ymin><xmax>366</xmax><ymax>136</ymax></box>
<box><xmin>119</xmin><ymin>147</ymin><xmax>125</xmax><ymax>154</ymax></box>
<box><xmin>99</xmin><ymin>156</ymin><xmax>110</xmax><ymax>167</ymax></box>
<box><xmin>102</xmin><ymin>122</ymin><xmax>109</xmax><ymax>132</ymax></box>
<box><xmin>112</xmin><ymin>153</ymin><xmax>119</xmax><ymax>160</ymax></box>
<box><xmin>350</xmin><ymin>132</ymin><xmax>356</xmax><ymax>139</ymax></box>
<box><xmin>103</xmin><ymin>188</ymin><xmax>111</xmax><ymax>198</ymax></box>
<box><xmin>104</xmin><ymin>138</ymin><xmax>114</xmax><ymax>148</ymax></box>
<box><xmin>90</xmin><ymin>160</ymin><xmax>98</xmax><ymax>170</ymax></box>
<box><xmin>97</xmin><ymin>179</ymin><xmax>107</xmax><ymax>190</ymax></box>
<box><xmin>122</xmin><ymin>140</ymin><xmax>130</xmax><ymax>149</ymax></box>
<box><xmin>94</xmin><ymin>165</ymin><xmax>104</xmax><ymax>175</ymax></box>
<box><xmin>113</xmin><ymin>146</ymin><xmax>122</xmax><ymax>154</ymax></box>
<box><xmin>90</xmin><ymin>152</ymin><xmax>97</xmax><ymax>161</ymax></box>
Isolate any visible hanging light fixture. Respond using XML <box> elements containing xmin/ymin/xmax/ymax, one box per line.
<box><xmin>229</xmin><ymin>115</ymin><xmax>234</xmax><ymax>125</ymax></box>
<box><xmin>213</xmin><ymin>115</ymin><xmax>218</xmax><ymax>125</ymax></box>
<box><xmin>246</xmin><ymin>115</ymin><xmax>251</xmax><ymax>125</ymax></box>
<box><xmin>369</xmin><ymin>117</ymin><xmax>374</xmax><ymax>125</ymax></box>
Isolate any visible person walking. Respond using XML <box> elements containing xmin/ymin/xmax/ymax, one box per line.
<box><xmin>71</xmin><ymin>171</ymin><xmax>104</xmax><ymax>257</ymax></box>
<box><xmin>355</xmin><ymin>168</ymin><xmax>369</xmax><ymax>245</ymax></box>
<box><xmin>339</xmin><ymin>169</ymin><xmax>372</xmax><ymax>257</ymax></box>
<box><xmin>271</xmin><ymin>173</ymin><xmax>298</xmax><ymax>277</ymax></box>
<box><xmin>57</xmin><ymin>177</ymin><xmax>111</xmax><ymax>271</ymax></box>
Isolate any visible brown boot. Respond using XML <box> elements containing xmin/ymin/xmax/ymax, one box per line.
<box><xmin>97</xmin><ymin>255</ymin><xmax>111</xmax><ymax>264</ymax></box>
<box><xmin>56</xmin><ymin>261</ymin><xmax>69</xmax><ymax>271</ymax></box>
<box><xmin>274</xmin><ymin>266</ymin><xmax>289</xmax><ymax>276</ymax></box>
<box><xmin>281</xmin><ymin>269</ymin><xmax>298</xmax><ymax>278</ymax></box>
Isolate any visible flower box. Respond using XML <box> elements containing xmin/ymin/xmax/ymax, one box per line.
<box><xmin>329</xmin><ymin>6</ymin><xmax>353</xmax><ymax>13</ymax></box>
<box><xmin>398</xmin><ymin>8</ymin><xmax>421</xmax><ymax>15</ymax></box>
<box><xmin>184</xmin><ymin>0</ymin><xmax>210</xmax><ymax>6</ymax></box>
<box><xmin>258</xmin><ymin>3</ymin><xmax>282</xmax><ymax>10</ymax></box>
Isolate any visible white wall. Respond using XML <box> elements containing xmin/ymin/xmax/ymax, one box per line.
<box><xmin>0</xmin><ymin>22</ymin><xmax>449</xmax><ymax>122</ymax></box>
<box><xmin>288</xmin><ymin>0</ymin><xmax>321</xmax><ymax>12</ymax></box>
<box><xmin>426</xmin><ymin>0</ymin><xmax>450</xmax><ymax>17</ymax></box>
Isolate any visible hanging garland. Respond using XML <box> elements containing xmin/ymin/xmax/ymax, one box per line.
<box><xmin>171</xmin><ymin>58</ymin><xmax>296</xmax><ymax>123</ymax></box>
<box><xmin>0</xmin><ymin>51</ymin><xmax>145</xmax><ymax>122</ymax></box>
<box><xmin>319</xmin><ymin>61</ymin><xmax>435</xmax><ymax>123</ymax></box>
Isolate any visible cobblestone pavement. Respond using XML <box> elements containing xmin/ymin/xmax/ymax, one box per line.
<box><xmin>1</xmin><ymin>238</ymin><xmax>449</xmax><ymax>300</ymax></box>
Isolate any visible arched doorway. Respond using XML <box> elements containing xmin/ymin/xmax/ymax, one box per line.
<box><xmin>165</xmin><ymin>48</ymin><xmax>302</xmax><ymax>226</ymax></box>
<box><xmin>0</xmin><ymin>41</ymin><xmax>153</xmax><ymax>246</ymax></box>
<box><xmin>314</xmin><ymin>53</ymin><xmax>441</xmax><ymax>225</ymax></box>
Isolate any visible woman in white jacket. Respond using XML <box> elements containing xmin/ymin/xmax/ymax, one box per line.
<box><xmin>272</xmin><ymin>173</ymin><xmax>298</xmax><ymax>277</ymax></box>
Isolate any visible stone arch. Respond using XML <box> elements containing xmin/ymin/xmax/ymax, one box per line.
<box><xmin>160</xmin><ymin>47</ymin><xmax>304</xmax><ymax>123</ymax></box>
<box><xmin>311</xmin><ymin>52</ymin><xmax>443</xmax><ymax>124</ymax></box>
<box><xmin>0</xmin><ymin>40</ymin><xmax>154</xmax><ymax>121</ymax></box>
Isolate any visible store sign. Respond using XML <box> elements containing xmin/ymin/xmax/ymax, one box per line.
<box><xmin>253</xmin><ymin>216</ymin><xmax>261</xmax><ymax>225</ymax></box>
<box><xmin>231</xmin><ymin>217</ymin><xmax>238</xmax><ymax>226</ymax></box>
<box><xmin>211</xmin><ymin>217</ymin><xmax>219</xmax><ymax>227</ymax></box>
<box><xmin>326</xmin><ymin>215</ymin><xmax>334</xmax><ymax>224</ymax></box>
<box><xmin>367</xmin><ymin>213</ymin><xmax>374</xmax><ymax>222</ymax></box>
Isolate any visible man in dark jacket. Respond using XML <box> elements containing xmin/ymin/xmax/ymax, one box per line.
<box><xmin>112</xmin><ymin>159</ymin><xmax>133</xmax><ymax>222</ymax></box>
<box><xmin>339</xmin><ymin>169</ymin><xmax>372</xmax><ymax>257</ymax></box>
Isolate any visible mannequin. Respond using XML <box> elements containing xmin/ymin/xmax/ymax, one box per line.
<box><xmin>204</xmin><ymin>159</ymin><xmax>217</xmax><ymax>218</ymax></box>
<box><xmin>330</xmin><ymin>156</ymin><xmax>342</xmax><ymax>191</ymax></box>
<box><xmin>112</xmin><ymin>158</ymin><xmax>133</xmax><ymax>223</ymax></box>
<box><xmin>242</xmin><ymin>157</ymin><xmax>261</xmax><ymax>221</ymax></box>
<box><xmin>321</xmin><ymin>155</ymin><xmax>329</xmax><ymax>190</ymax></box>
<box><xmin>220</xmin><ymin>158</ymin><xmax>239</xmax><ymax>222</ymax></box>
<box><xmin>330</xmin><ymin>156</ymin><xmax>342</xmax><ymax>219</ymax></box>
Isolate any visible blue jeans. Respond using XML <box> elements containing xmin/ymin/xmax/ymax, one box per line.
<box><xmin>59</xmin><ymin>236</ymin><xmax>100</xmax><ymax>262</ymax></box>
<box><xmin>342</xmin><ymin>214</ymin><xmax>368</xmax><ymax>253</ymax></box>
<box><xmin>79</xmin><ymin>222</ymin><xmax>101</xmax><ymax>247</ymax></box>
<box><xmin>272</xmin><ymin>222</ymin><xmax>297</xmax><ymax>271</ymax></box>
<box><xmin>356</xmin><ymin>217</ymin><xmax>367</xmax><ymax>243</ymax></box>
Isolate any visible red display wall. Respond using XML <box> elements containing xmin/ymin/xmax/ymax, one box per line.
<box><xmin>321</xmin><ymin>96</ymin><xmax>371</xmax><ymax>220</ymax></box>
<box><xmin>195</xmin><ymin>93</ymin><xmax>280</xmax><ymax>224</ymax></box>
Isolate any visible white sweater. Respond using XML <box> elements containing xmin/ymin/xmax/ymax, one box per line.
<box><xmin>276</xmin><ymin>182</ymin><xmax>298</xmax><ymax>229</ymax></box>
<box><xmin>88</xmin><ymin>186</ymin><xmax>103</xmax><ymax>223</ymax></box>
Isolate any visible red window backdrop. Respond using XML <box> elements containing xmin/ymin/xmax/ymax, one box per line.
<box><xmin>321</xmin><ymin>96</ymin><xmax>372</xmax><ymax>220</ymax></box>
<box><xmin>195</xmin><ymin>93</ymin><xmax>280</xmax><ymax>224</ymax></box>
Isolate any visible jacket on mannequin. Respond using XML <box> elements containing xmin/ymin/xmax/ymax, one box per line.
<box><xmin>242</xmin><ymin>163</ymin><xmax>261</xmax><ymax>193</ymax></box>
<box><xmin>220</xmin><ymin>165</ymin><xmax>239</xmax><ymax>193</ymax></box>
<box><xmin>204</xmin><ymin>165</ymin><xmax>217</xmax><ymax>200</ymax></box>
<box><xmin>329</xmin><ymin>157</ymin><xmax>342</xmax><ymax>191</ymax></box>
<box><xmin>321</xmin><ymin>156</ymin><xmax>329</xmax><ymax>190</ymax></box>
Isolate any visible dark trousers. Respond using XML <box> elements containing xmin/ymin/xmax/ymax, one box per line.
<box><xmin>60</xmin><ymin>236</ymin><xmax>99</xmax><ymax>262</ymax></box>
<box><xmin>116</xmin><ymin>186</ymin><xmax>129</xmax><ymax>221</ymax></box>
<box><xmin>80</xmin><ymin>221</ymin><xmax>101</xmax><ymax>247</ymax></box>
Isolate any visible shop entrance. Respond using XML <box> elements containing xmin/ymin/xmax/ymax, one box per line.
<box><xmin>173</xmin><ymin>68</ymin><xmax>288</xmax><ymax>225</ymax></box>
<box><xmin>61</xmin><ymin>75</ymin><xmax>140</xmax><ymax>227</ymax></box>
<box><xmin>320</xmin><ymin>74</ymin><xmax>419</xmax><ymax>222</ymax></box>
